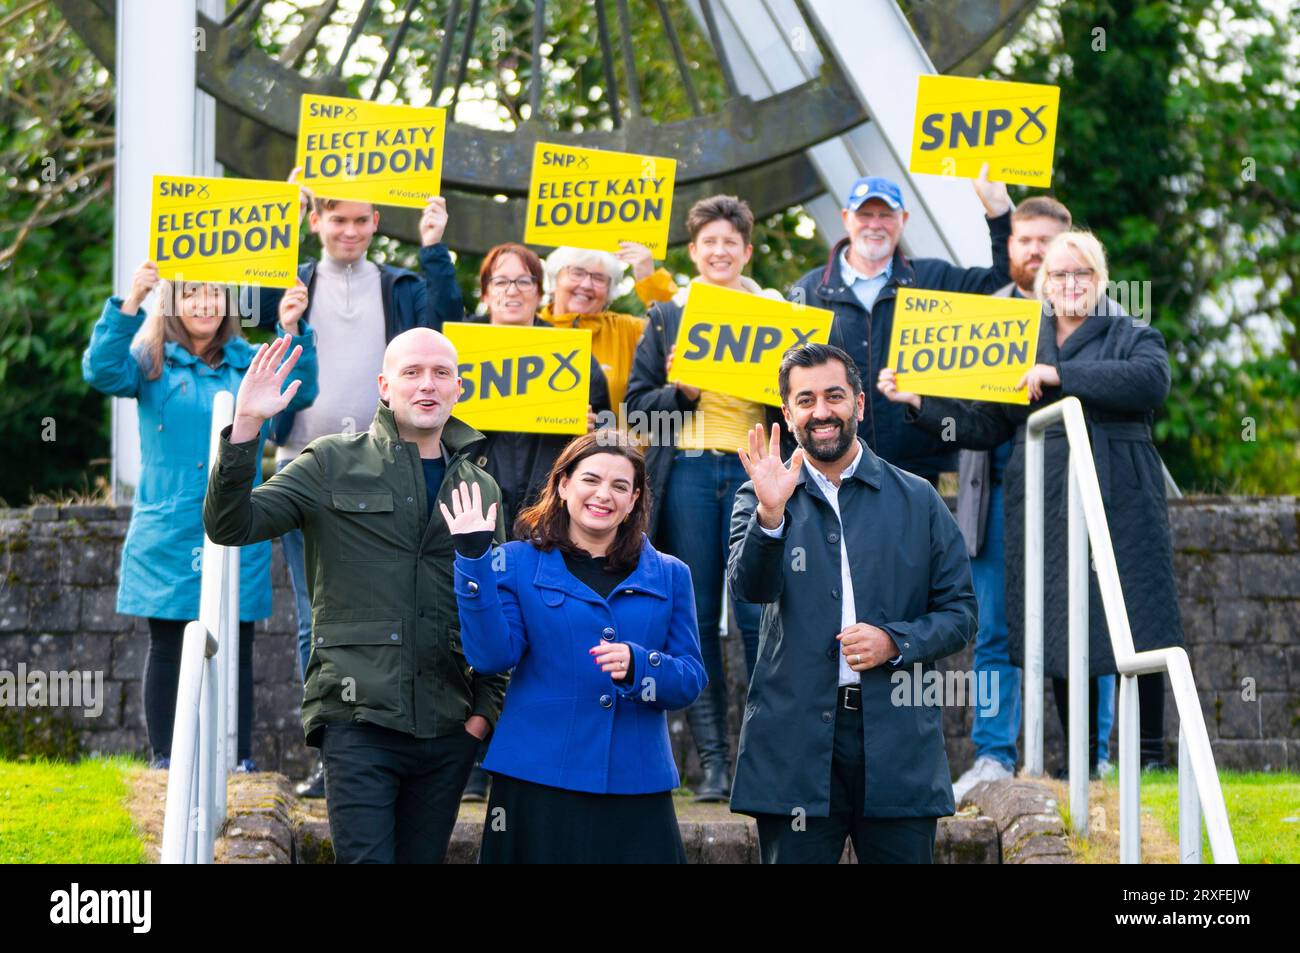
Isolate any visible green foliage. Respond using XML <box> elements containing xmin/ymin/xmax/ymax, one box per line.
<box><xmin>994</xmin><ymin>0</ymin><xmax>1300</xmax><ymax>492</ymax></box>
<box><xmin>0</xmin><ymin>0</ymin><xmax>116</xmax><ymax>505</ymax></box>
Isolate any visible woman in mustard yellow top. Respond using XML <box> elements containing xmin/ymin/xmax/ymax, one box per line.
<box><xmin>538</xmin><ymin>242</ymin><xmax>675</xmax><ymax>411</ymax></box>
<box><xmin>624</xmin><ymin>195</ymin><xmax>791</xmax><ymax>803</ymax></box>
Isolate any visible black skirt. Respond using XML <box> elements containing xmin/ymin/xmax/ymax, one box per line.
<box><xmin>479</xmin><ymin>773</ymin><xmax>687</xmax><ymax>864</ymax></box>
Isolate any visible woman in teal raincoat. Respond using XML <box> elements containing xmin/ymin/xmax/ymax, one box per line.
<box><xmin>83</xmin><ymin>261</ymin><xmax>317</xmax><ymax>769</ymax></box>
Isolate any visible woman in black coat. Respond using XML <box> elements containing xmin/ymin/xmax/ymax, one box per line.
<box><xmin>879</xmin><ymin>230</ymin><xmax>1182</xmax><ymax>770</ymax></box>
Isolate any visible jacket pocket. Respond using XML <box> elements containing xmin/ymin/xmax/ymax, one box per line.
<box><xmin>446</xmin><ymin>624</ymin><xmax>474</xmax><ymax>694</ymax></box>
<box><xmin>329</xmin><ymin>491</ymin><xmax>400</xmax><ymax>561</ymax></box>
<box><xmin>309</xmin><ymin>618</ymin><xmax>403</xmax><ymax>715</ymax></box>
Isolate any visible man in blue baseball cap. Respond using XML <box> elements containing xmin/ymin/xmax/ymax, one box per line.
<box><xmin>790</xmin><ymin>166</ymin><xmax>1013</xmax><ymax>485</ymax></box>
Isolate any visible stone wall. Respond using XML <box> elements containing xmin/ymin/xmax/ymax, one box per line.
<box><xmin>1</xmin><ymin>497</ymin><xmax>1296</xmax><ymax>781</ymax></box>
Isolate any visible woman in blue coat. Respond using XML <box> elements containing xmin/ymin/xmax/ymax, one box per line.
<box><xmin>442</xmin><ymin>431</ymin><xmax>706</xmax><ymax>863</ymax></box>
<box><xmin>82</xmin><ymin>261</ymin><xmax>318</xmax><ymax>770</ymax></box>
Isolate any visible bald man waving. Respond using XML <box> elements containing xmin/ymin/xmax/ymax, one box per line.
<box><xmin>205</xmin><ymin>328</ymin><xmax>508</xmax><ymax>863</ymax></box>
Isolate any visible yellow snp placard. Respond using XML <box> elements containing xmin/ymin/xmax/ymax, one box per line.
<box><xmin>888</xmin><ymin>289</ymin><xmax>1042</xmax><ymax>405</ymax></box>
<box><xmin>524</xmin><ymin>142</ymin><xmax>676</xmax><ymax>254</ymax></box>
<box><xmin>444</xmin><ymin>323</ymin><xmax>593</xmax><ymax>435</ymax></box>
<box><xmin>295</xmin><ymin>94</ymin><xmax>446</xmax><ymax>208</ymax></box>
<box><xmin>148</xmin><ymin>175</ymin><xmax>299</xmax><ymax>288</ymax></box>
<box><xmin>666</xmin><ymin>283</ymin><xmax>834</xmax><ymax>407</ymax></box>
<box><xmin>909</xmin><ymin>75</ymin><xmax>1060</xmax><ymax>187</ymax></box>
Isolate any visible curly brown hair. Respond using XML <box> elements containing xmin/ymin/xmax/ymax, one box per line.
<box><xmin>514</xmin><ymin>431</ymin><xmax>650</xmax><ymax>573</ymax></box>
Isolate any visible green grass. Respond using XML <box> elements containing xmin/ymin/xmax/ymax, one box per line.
<box><xmin>0</xmin><ymin>757</ymin><xmax>147</xmax><ymax>863</ymax></box>
<box><xmin>1107</xmin><ymin>769</ymin><xmax>1300</xmax><ymax>864</ymax></box>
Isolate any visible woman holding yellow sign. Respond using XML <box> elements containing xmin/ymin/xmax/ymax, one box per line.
<box><xmin>82</xmin><ymin>261</ymin><xmax>318</xmax><ymax>773</ymax></box>
<box><xmin>537</xmin><ymin>242</ymin><xmax>676</xmax><ymax>409</ymax></box>
<box><xmin>879</xmin><ymin>230</ymin><xmax>1182</xmax><ymax>773</ymax></box>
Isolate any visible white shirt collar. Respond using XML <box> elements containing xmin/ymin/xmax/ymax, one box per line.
<box><xmin>806</xmin><ymin>441</ymin><xmax>863</xmax><ymax>492</ymax></box>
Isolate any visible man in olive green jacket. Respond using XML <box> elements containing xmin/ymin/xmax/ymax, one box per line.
<box><xmin>204</xmin><ymin>329</ymin><xmax>507</xmax><ymax>863</ymax></box>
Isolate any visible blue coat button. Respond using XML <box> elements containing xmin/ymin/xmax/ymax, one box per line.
<box><xmin>648</xmin><ymin>651</ymin><xmax>662</xmax><ymax>667</ymax></box>
<box><xmin>467</xmin><ymin>580</ymin><xmax>479</xmax><ymax>594</ymax></box>
<box><xmin>828</xmin><ymin>531</ymin><xmax>839</xmax><ymax>544</ymax></box>
<box><xmin>601</xmin><ymin>626</ymin><xmax>615</xmax><ymax>641</ymax></box>
<box><xmin>831</xmin><ymin>587</ymin><xmax>841</xmax><ymax>599</ymax></box>
<box><xmin>822</xmin><ymin>711</ymin><xmax>833</xmax><ymax>723</ymax></box>
<box><xmin>599</xmin><ymin>694</ymin><xmax>613</xmax><ymax>708</ymax></box>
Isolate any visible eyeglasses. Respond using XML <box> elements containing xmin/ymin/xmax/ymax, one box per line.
<box><xmin>488</xmin><ymin>275</ymin><xmax>538</xmax><ymax>292</ymax></box>
<box><xmin>565</xmin><ymin>266</ymin><xmax>612</xmax><ymax>288</ymax></box>
<box><xmin>1046</xmin><ymin>269</ymin><xmax>1095</xmax><ymax>285</ymax></box>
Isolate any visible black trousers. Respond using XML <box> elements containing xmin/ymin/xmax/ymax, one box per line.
<box><xmin>320</xmin><ymin>721</ymin><xmax>478</xmax><ymax>864</ymax></box>
<box><xmin>754</xmin><ymin>704</ymin><xmax>938</xmax><ymax>864</ymax></box>
<box><xmin>145</xmin><ymin>617</ymin><xmax>254</xmax><ymax>761</ymax></box>
<box><xmin>1052</xmin><ymin>672</ymin><xmax>1166</xmax><ymax>768</ymax></box>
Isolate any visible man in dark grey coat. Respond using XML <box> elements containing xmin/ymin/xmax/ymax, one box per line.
<box><xmin>728</xmin><ymin>344</ymin><xmax>977</xmax><ymax>863</ymax></box>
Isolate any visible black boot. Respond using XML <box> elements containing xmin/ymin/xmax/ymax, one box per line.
<box><xmin>296</xmin><ymin>758</ymin><xmax>325</xmax><ymax>798</ymax></box>
<box><xmin>687</xmin><ymin>689</ymin><xmax>731</xmax><ymax>802</ymax></box>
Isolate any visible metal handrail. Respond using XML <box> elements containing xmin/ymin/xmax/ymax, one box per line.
<box><xmin>1023</xmin><ymin>397</ymin><xmax>1236</xmax><ymax>863</ymax></box>
<box><xmin>160</xmin><ymin>390</ymin><xmax>241</xmax><ymax>864</ymax></box>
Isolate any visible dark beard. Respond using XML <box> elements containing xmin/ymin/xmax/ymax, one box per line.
<box><xmin>797</xmin><ymin>418</ymin><xmax>855</xmax><ymax>462</ymax></box>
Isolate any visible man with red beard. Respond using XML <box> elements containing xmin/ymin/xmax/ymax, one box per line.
<box><xmin>950</xmin><ymin>196</ymin><xmax>1073</xmax><ymax>802</ymax></box>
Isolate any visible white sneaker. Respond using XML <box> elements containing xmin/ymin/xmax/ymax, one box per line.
<box><xmin>952</xmin><ymin>756</ymin><xmax>1013</xmax><ymax>804</ymax></box>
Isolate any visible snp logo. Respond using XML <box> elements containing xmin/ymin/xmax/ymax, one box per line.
<box><xmin>50</xmin><ymin>883</ymin><xmax>151</xmax><ymax>934</ymax></box>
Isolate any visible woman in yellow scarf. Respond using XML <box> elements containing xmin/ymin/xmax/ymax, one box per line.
<box><xmin>538</xmin><ymin>241</ymin><xmax>676</xmax><ymax>411</ymax></box>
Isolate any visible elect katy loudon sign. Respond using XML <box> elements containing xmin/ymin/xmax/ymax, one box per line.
<box><xmin>524</xmin><ymin>142</ymin><xmax>676</xmax><ymax>253</ymax></box>
<box><xmin>295</xmin><ymin>94</ymin><xmax>446</xmax><ymax>208</ymax></box>
<box><xmin>148</xmin><ymin>175</ymin><xmax>299</xmax><ymax>287</ymax></box>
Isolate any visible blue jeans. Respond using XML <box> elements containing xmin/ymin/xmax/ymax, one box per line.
<box><xmin>1096</xmin><ymin>675</ymin><xmax>1116</xmax><ymax>762</ymax></box>
<box><xmin>275</xmin><ymin>460</ymin><xmax>313</xmax><ymax>684</ymax></box>
<box><xmin>661</xmin><ymin>451</ymin><xmax>762</xmax><ymax>718</ymax></box>
<box><xmin>969</xmin><ymin>479</ymin><xmax>1021</xmax><ymax>770</ymax></box>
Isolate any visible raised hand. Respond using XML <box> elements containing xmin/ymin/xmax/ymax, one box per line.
<box><xmin>439</xmin><ymin>480</ymin><xmax>498</xmax><ymax>536</ymax></box>
<box><xmin>876</xmin><ymin>367</ymin><xmax>921</xmax><ymax>410</ymax></box>
<box><xmin>973</xmin><ymin>161</ymin><xmax>1012</xmax><ymax>218</ymax></box>
<box><xmin>289</xmin><ymin>166</ymin><xmax>314</xmax><ymax>222</ymax></box>
<box><xmin>122</xmin><ymin>261</ymin><xmax>161</xmax><ymax>315</ymax></box>
<box><xmin>615</xmin><ymin>240</ymin><xmax>655</xmax><ymax>281</ymax></box>
<box><xmin>278</xmin><ymin>279</ymin><xmax>308</xmax><ymax>335</ymax></box>
<box><xmin>230</xmin><ymin>335</ymin><xmax>304</xmax><ymax>443</ymax></box>
<box><xmin>738</xmin><ymin>422</ymin><xmax>804</xmax><ymax>530</ymax></box>
<box><xmin>420</xmin><ymin>196</ymin><xmax>449</xmax><ymax>246</ymax></box>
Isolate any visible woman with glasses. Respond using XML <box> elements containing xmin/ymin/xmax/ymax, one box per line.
<box><xmin>537</xmin><ymin>243</ymin><xmax>676</xmax><ymax>411</ymax></box>
<box><xmin>879</xmin><ymin>229</ymin><xmax>1182</xmax><ymax>774</ymax></box>
<box><xmin>457</xmin><ymin>242</ymin><xmax>613</xmax><ymax>801</ymax></box>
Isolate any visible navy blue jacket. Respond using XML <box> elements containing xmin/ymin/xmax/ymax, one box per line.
<box><xmin>790</xmin><ymin>212</ymin><xmax>1012</xmax><ymax>479</ymax></box>
<box><xmin>454</xmin><ymin>536</ymin><xmax>706</xmax><ymax>794</ymax></box>
<box><xmin>727</xmin><ymin>439</ymin><xmax>977</xmax><ymax>817</ymax></box>
<box><xmin>256</xmin><ymin>244</ymin><xmax>463</xmax><ymax>444</ymax></box>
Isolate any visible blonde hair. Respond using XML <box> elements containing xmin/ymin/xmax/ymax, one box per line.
<box><xmin>135</xmin><ymin>280</ymin><xmax>243</xmax><ymax>380</ymax></box>
<box><xmin>1034</xmin><ymin>229</ymin><xmax>1109</xmax><ymax>304</ymax></box>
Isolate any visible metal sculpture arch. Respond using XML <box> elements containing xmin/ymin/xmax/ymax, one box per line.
<box><xmin>55</xmin><ymin>0</ymin><xmax>1036</xmax><ymax>252</ymax></box>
